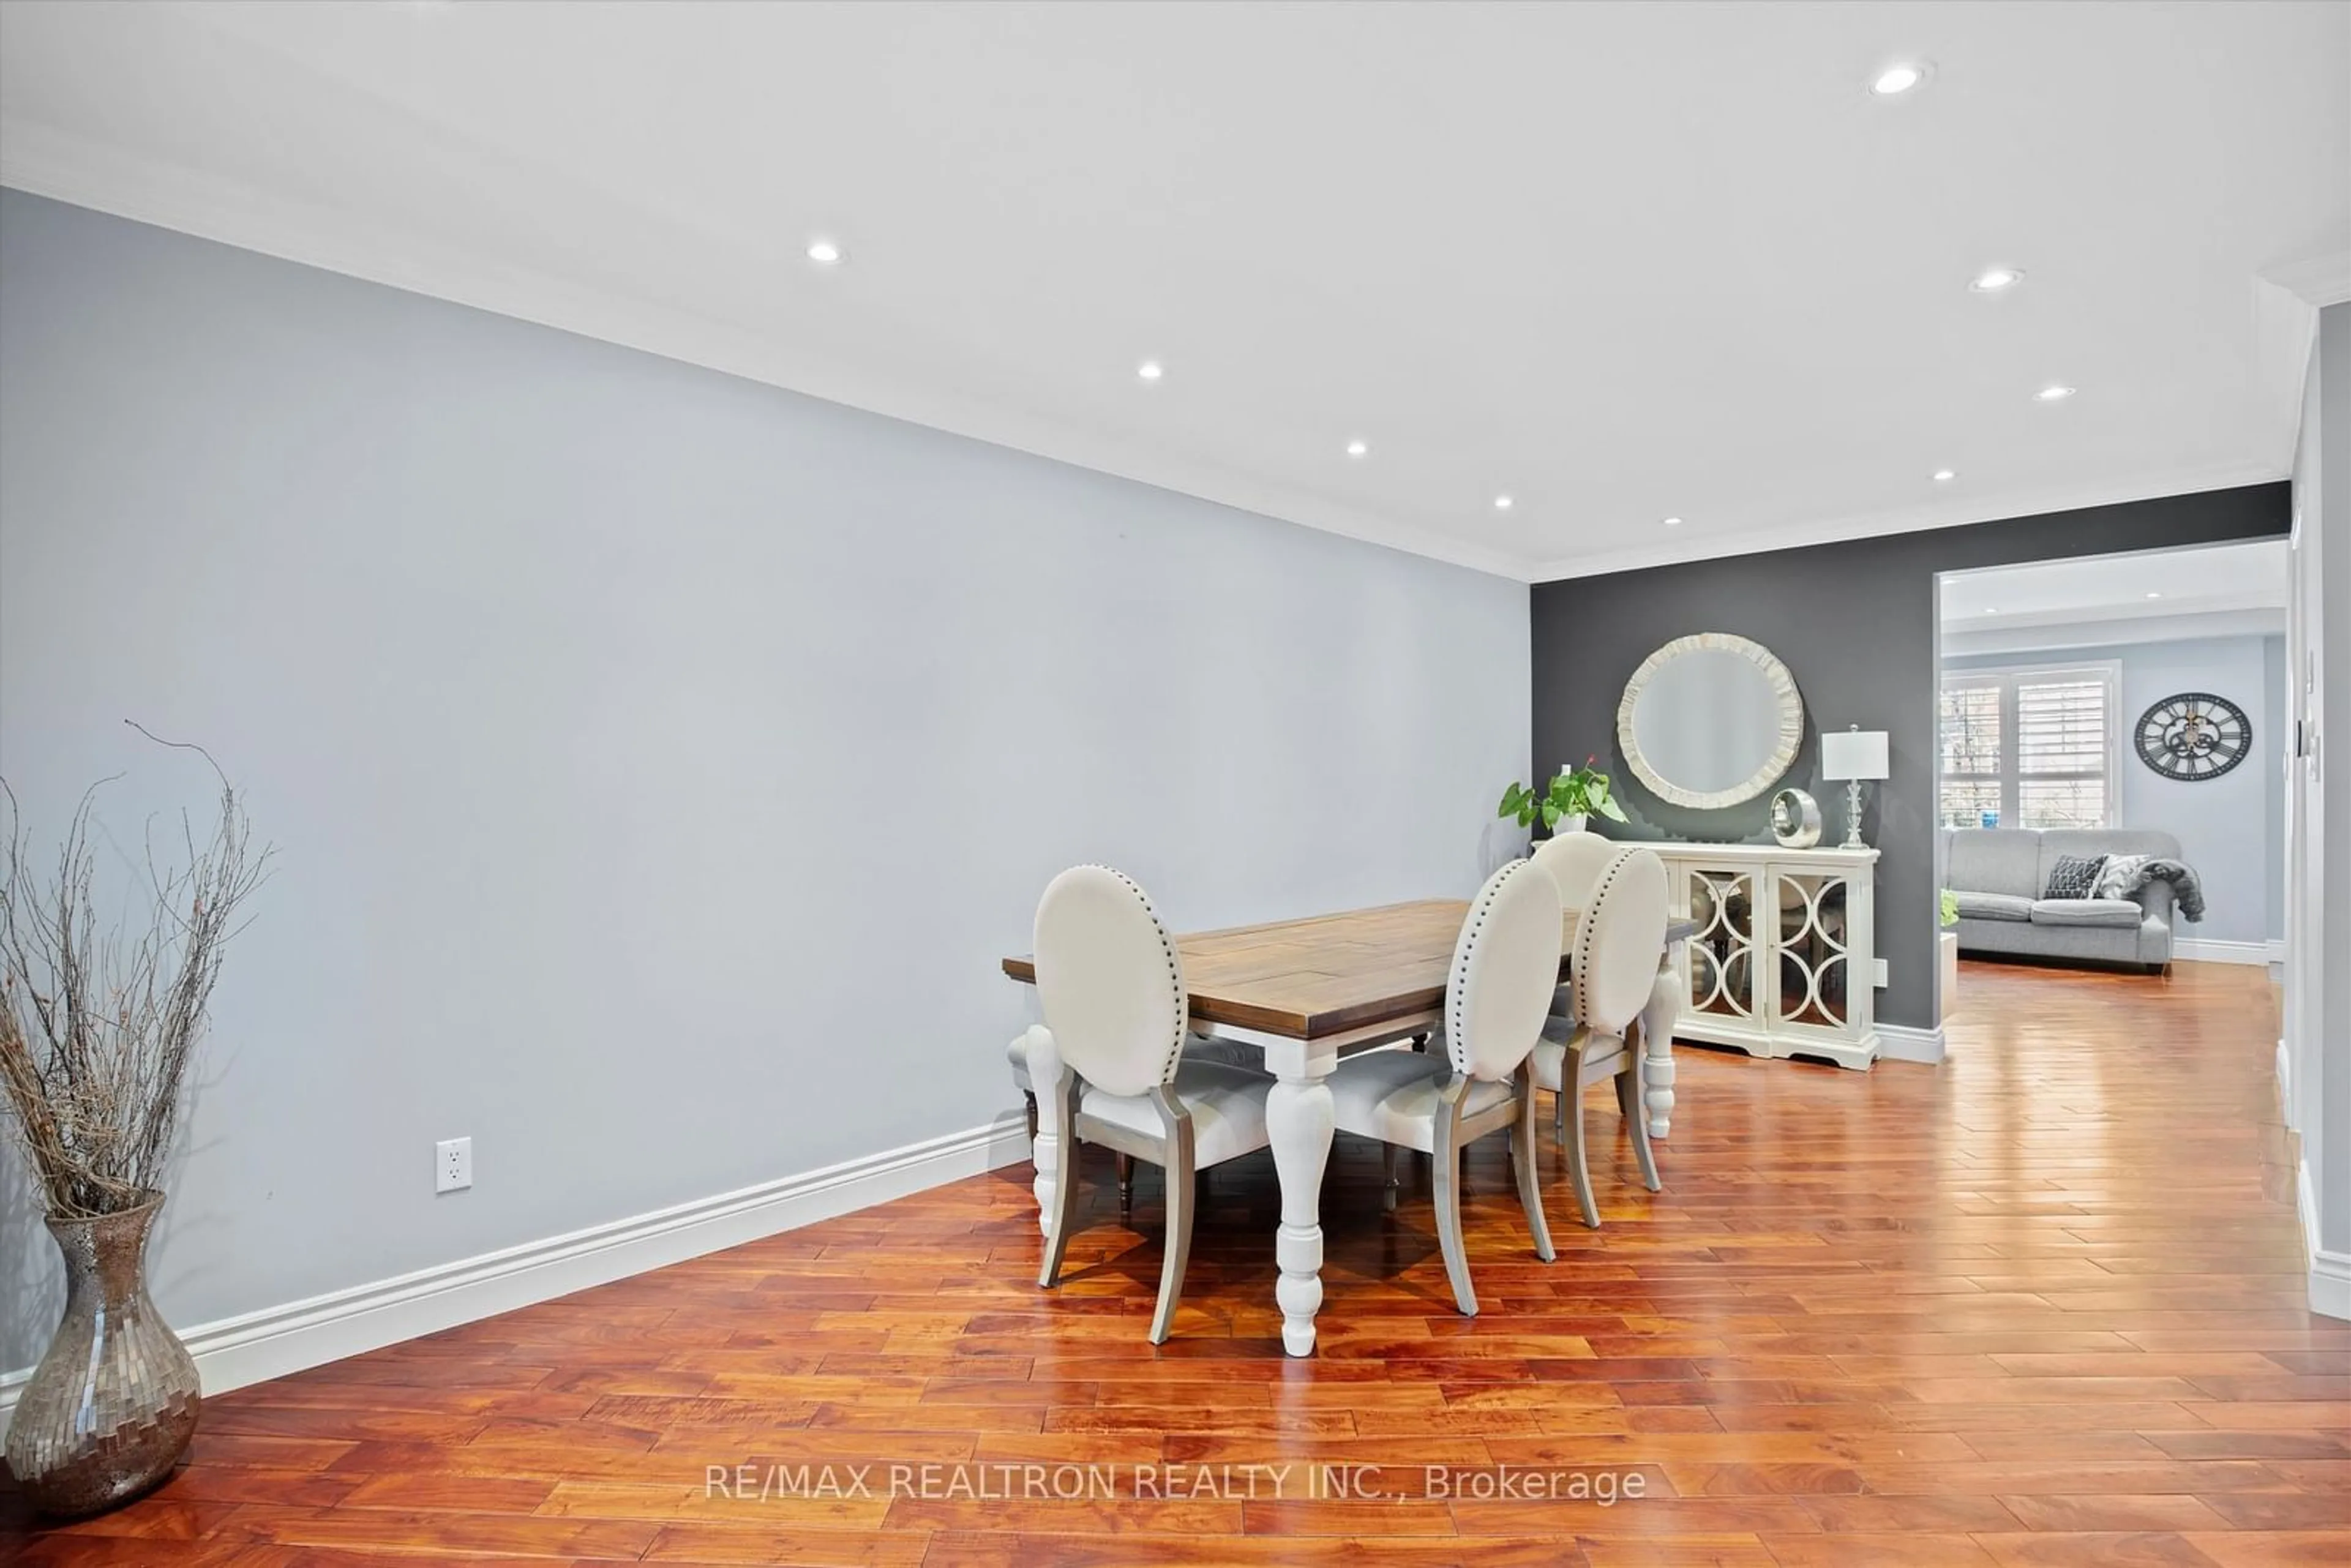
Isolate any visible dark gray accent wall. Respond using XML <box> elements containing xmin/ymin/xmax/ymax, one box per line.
<box><xmin>1531</xmin><ymin>485</ymin><xmax>2292</xmax><ymax>1033</ymax></box>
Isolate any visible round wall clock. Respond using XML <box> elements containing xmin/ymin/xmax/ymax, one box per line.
<box><xmin>2134</xmin><ymin>692</ymin><xmax>2250</xmax><ymax>781</ymax></box>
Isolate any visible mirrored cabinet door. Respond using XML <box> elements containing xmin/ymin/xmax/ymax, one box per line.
<box><xmin>1685</xmin><ymin>869</ymin><xmax>1758</xmax><ymax>1022</ymax></box>
<box><xmin>1771</xmin><ymin>869</ymin><xmax>1850</xmax><ymax>1032</ymax></box>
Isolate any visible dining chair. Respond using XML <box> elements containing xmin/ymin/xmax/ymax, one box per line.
<box><xmin>1532</xmin><ymin>846</ymin><xmax>1667</xmax><ymax>1229</ymax></box>
<box><xmin>1327</xmin><ymin>858</ymin><xmax>1561</xmax><ymax>1317</ymax></box>
<box><xmin>1032</xmin><ymin>865</ymin><xmax>1274</xmax><ymax>1344</ymax></box>
<box><xmin>1531</xmin><ymin>830</ymin><xmax>1617</xmax><ymax>912</ymax></box>
<box><xmin>1010</xmin><ymin>1027</ymin><xmax>1261</xmax><ymax>1130</ymax></box>
<box><xmin>1011</xmin><ymin>1016</ymin><xmax>1264</xmax><ymax>1218</ymax></box>
<box><xmin>1531</xmin><ymin>830</ymin><xmax>1616</xmax><ymax>1017</ymax></box>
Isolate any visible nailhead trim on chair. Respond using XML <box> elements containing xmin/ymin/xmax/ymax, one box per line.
<box><xmin>1081</xmin><ymin>865</ymin><xmax>1190</xmax><ymax>1089</ymax></box>
<box><xmin>1447</xmin><ymin>857</ymin><xmax>1531</xmax><ymax>1077</ymax></box>
<box><xmin>1573</xmin><ymin>847</ymin><xmax>1637</xmax><ymax>1029</ymax></box>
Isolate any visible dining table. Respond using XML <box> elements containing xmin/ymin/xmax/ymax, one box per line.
<box><xmin>1000</xmin><ymin>896</ymin><xmax>1693</xmax><ymax>1356</ymax></box>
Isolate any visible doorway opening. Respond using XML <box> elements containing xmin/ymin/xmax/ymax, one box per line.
<box><xmin>1933</xmin><ymin>539</ymin><xmax>2289</xmax><ymax>1010</ymax></box>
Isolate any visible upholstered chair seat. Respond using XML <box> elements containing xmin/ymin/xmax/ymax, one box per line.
<box><xmin>1076</xmin><ymin>1058</ymin><xmax>1272</xmax><ymax>1168</ymax></box>
<box><xmin>1176</xmin><ymin>1033</ymin><xmax>1270</xmax><ymax>1071</ymax></box>
<box><xmin>1327</xmin><ymin>1051</ymin><xmax>1515</xmax><ymax>1153</ymax></box>
<box><xmin>1009</xmin><ymin>1024</ymin><xmax>1263</xmax><ymax>1160</ymax></box>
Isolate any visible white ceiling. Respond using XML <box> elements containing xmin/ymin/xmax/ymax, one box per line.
<box><xmin>2</xmin><ymin>1</ymin><xmax>2344</xmax><ymax>582</ymax></box>
<box><xmin>1942</xmin><ymin>538</ymin><xmax>2289</xmax><ymax>619</ymax></box>
<box><xmin>1939</xmin><ymin>538</ymin><xmax>2290</xmax><ymax>648</ymax></box>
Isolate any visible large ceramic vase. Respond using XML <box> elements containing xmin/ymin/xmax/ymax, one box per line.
<box><xmin>5</xmin><ymin>1191</ymin><xmax>200</xmax><ymax>1517</ymax></box>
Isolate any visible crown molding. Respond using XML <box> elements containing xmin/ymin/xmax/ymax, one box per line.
<box><xmin>0</xmin><ymin>118</ymin><xmax>2312</xmax><ymax>591</ymax></box>
<box><xmin>0</xmin><ymin>123</ymin><xmax>1531</xmax><ymax>583</ymax></box>
<box><xmin>2264</xmin><ymin>250</ymin><xmax>2351</xmax><ymax>309</ymax></box>
<box><xmin>1528</xmin><ymin>457</ymin><xmax>2285</xmax><ymax>584</ymax></box>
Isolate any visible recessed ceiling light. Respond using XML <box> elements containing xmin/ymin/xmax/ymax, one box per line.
<box><xmin>1970</xmin><ymin>267</ymin><xmax>2025</xmax><ymax>293</ymax></box>
<box><xmin>2146</xmin><ymin>591</ymin><xmax>2162</xmax><ymax>599</ymax></box>
<box><xmin>1494</xmin><ymin>495</ymin><xmax>1515</xmax><ymax>511</ymax></box>
<box><xmin>1869</xmin><ymin>61</ymin><xmax>1930</xmax><ymax>96</ymax></box>
<box><xmin>2035</xmin><ymin>384</ymin><xmax>2077</xmax><ymax>402</ymax></box>
<box><xmin>1662</xmin><ymin>516</ymin><xmax>1683</xmax><ymax>527</ymax></box>
<box><xmin>1345</xmin><ymin>438</ymin><xmax>1368</xmax><ymax>458</ymax></box>
<box><xmin>1136</xmin><ymin>360</ymin><xmax>1164</xmax><ymax>382</ymax></box>
<box><xmin>805</xmin><ymin>239</ymin><xmax>844</xmax><ymax>265</ymax></box>
<box><xmin>1984</xmin><ymin>607</ymin><xmax>1999</xmax><ymax>615</ymax></box>
<box><xmin>1933</xmin><ymin>469</ymin><xmax>1957</xmax><ymax>482</ymax></box>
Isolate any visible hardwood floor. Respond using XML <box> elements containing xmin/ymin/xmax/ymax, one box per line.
<box><xmin>6</xmin><ymin>960</ymin><xmax>2344</xmax><ymax>1565</ymax></box>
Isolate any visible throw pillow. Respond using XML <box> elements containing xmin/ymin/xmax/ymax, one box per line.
<box><xmin>2094</xmin><ymin>853</ymin><xmax>2151</xmax><ymax>899</ymax></box>
<box><xmin>2044</xmin><ymin>853</ymin><xmax>2107</xmax><ymax>901</ymax></box>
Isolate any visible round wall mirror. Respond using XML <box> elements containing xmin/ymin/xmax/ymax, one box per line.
<box><xmin>1616</xmin><ymin>633</ymin><xmax>1804</xmax><ymax>809</ymax></box>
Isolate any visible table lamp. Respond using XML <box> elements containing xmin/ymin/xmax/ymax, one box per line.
<box><xmin>1821</xmin><ymin>725</ymin><xmax>1890</xmax><ymax>849</ymax></box>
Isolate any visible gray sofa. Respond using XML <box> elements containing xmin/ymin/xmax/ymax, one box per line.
<box><xmin>1940</xmin><ymin>827</ymin><xmax>2183</xmax><ymax>970</ymax></box>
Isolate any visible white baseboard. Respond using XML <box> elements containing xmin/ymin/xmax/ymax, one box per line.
<box><xmin>2276</xmin><ymin>1038</ymin><xmax>2295</xmax><ymax>1128</ymax></box>
<box><xmin>2301</xmin><ymin>1160</ymin><xmax>2351</xmax><ymax>1321</ymax></box>
<box><xmin>2</xmin><ymin>1113</ymin><xmax>1033</xmax><ymax>1425</ymax></box>
<box><xmin>2314</xmin><ymin>1250</ymin><xmax>2351</xmax><ymax>1321</ymax></box>
<box><xmin>1876</xmin><ymin>1023</ymin><xmax>1946</xmax><ymax>1064</ymax></box>
<box><xmin>2173</xmin><ymin>937</ymin><xmax>2289</xmax><ymax>966</ymax></box>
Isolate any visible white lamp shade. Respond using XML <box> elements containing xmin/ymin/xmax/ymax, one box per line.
<box><xmin>1821</xmin><ymin>729</ymin><xmax>1890</xmax><ymax>781</ymax></box>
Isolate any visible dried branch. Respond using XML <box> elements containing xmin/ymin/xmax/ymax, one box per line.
<box><xmin>0</xmin><ymin>728</ymin><xmax>269</xmax><ymax>1218</ymax></box>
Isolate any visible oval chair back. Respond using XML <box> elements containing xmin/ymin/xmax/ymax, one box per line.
<box><xmin>1033</xmin><ymin>866</ymin><xmax>1187</xmax><ymax>1098</ymax></box>
<box><xmin>1571</xmin><ymin>847</ymin><xmax>1669</xmax><ymax>1039</ymax></box>
<box><xmin>1531</xmin><ymin>831</ymin><xmax>1617</xmax><ymax>911</ymax></box>
<box><xmin>1445</xmin><ymin>858</ymin><xmax>1567</xmax><ymax>1083</ymax></box>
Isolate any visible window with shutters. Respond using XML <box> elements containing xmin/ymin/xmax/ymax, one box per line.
<box><xmin>1938</xmin><ymin>662</ymin><xmax>2120</xmax><ymax>830</ymax></box>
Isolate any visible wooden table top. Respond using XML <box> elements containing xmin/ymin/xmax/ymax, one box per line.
<box><xmin>1003</xmin><ymin>898</ymin><xmax>1669</xmax><ymax>1041</ymax></box>
<box><xmin>1002</xmin><ymin>898</ymin><xmax>1475</xmax><ymax>1040</ymax></box>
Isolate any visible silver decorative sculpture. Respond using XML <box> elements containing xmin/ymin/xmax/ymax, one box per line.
<box><xmin>1769</xmin><ymin>787</ymin><xmax>1822</xmax><ymax>848</ymax></box>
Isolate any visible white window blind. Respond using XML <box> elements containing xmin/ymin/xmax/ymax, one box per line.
<box><xmin>1938</xmin><ymin>662</ymin><xmax>2119</xmax><ymax>830</ymax></box>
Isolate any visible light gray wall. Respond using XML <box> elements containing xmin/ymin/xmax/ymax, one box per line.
<box><xmin>0</xmin><ymin>191</ymin><xmax>1531</xmax><ymax>1367</ymax></box>
<box><xmin>2266</xmin><ymin>632</ymin><xmax>2287</xmax><ymax>943</ymax></box>
<box><xmin>1531</xmin><ymin>485</ymin><xmax>2290</xmax><ymax>1033</ymax></box>
<box><xmin>1944</xmin><ymin>634</ymin><xmax>2283</xmax><ymax>947</ymax></box>
<box><xmin>2321</xmin><ymin>301</ymin><xmax>2350</xmax><ymax>1258</ymax></box>
<box><xmin>2285</xmin><ymin>306</ymin><xmax>2329</xmax><ymax>1285</ymax></box>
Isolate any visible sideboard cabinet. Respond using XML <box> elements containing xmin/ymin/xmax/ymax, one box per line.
<box><xmin>1649</xmin><ymin>842</ymin><xmax>1881</xmax><ymax>1070</ymax></box>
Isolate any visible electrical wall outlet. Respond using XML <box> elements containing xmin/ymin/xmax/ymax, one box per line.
<box><xmin>436</xmin><ymin>1136</ymin><xmax>473</xmax><ymax>1194</ymax></box>
<box><xmin>1872</xmin><ymin>958</ymin><xmax>1889</xmax><ymax>989</ymax></box>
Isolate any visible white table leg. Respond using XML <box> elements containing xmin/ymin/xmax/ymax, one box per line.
<box><xmin>1023</xmin><ymin>1025</ymin><xmax>1064</xmax><ymax>1237</ymax></box>
<box><xmin>1641</xmin><ymin>964</ymin><xmax>1681</xmax><ymax>1140</ymax></box>
<box><xmin>1263</xmin><ymin>1039</ymin><xmax>1337</xmax><ymax>1357</ymax></box>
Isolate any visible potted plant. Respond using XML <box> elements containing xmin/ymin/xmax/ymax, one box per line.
<box><xmin>1938</xmin><ymin>888</ymin><xmax>1961</xmax><ymax>1025</ymax></box>
<box><xmin>1499</xmin><ymin>757</ymin><xmax>1631</xmax><ymax>836</ymax></box>
<box><xmin>0</xmin><ymin>733</ymin><xmax>266</xmax><ymax>1517</ymax></box>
